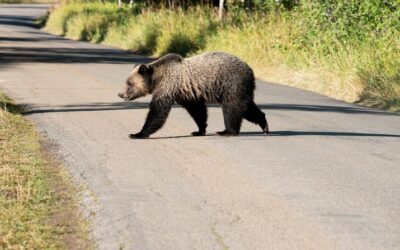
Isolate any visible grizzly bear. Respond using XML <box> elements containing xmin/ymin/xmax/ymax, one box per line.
<box><xmin>118</xmin><ymin>52</ymin><xmax>268</xmax><ymax>139</ymax></box>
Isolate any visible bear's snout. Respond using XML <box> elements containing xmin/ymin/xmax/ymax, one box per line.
<box><xmin>118</xmin><ymin>92</ymin><xmax>124</xmax><ymax>98</ymax></box>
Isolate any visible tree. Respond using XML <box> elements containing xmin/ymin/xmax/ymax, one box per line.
<box><xmin>218</xmin><ymin>0</ymin><xmax>224</xmax><ymax>22</ymax></box>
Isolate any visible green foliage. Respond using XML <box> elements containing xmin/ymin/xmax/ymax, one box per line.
<box><xmin>47</xmin><ymin>5</ymin><xmax>217</xmax><ymax>56</ymax></box>
<box><xmin>0</xmin><ymin>0</ymin><xmax>57</xmax><ymax>3</ymax></box>
<box><xmin>124</xmin><ymin>8</ymin><xmax>217</xmax><ymax>56</ymax></box>
<box><xmin>46</xmin><ymin>3</ymin><xmax>132</xmax><ymax>42</ymax></box>
<box><xmin>290</xmin><ymin>1</ymin><xmax>400</xmax><ymax>108</ymax></box>
<box><xmin>151</xmin><ymin>9</ymin><xmax>217</xmax><ymax>56</ymax></box>
<box><xmin>124</xmin><ymin>12</ymin><xmax>162</xmax><ymax>53</ymax></box>
<box><xmin>299</xmin><ymin>1</ymin><xmax>399</xmax><ymax>44</ymax></box>
<box><xmin>130</xmin><ymin>21</ymin><xmax>161</xmax><ymax>53</ymax></box>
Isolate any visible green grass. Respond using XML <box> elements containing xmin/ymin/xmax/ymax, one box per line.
<box><xmin>45</xmin><ymin>2</ymin><xmax>400</xmax><ymax>111</ymax></box>
<box><xmin>0</xmin><ymin>0</ymin><xmax>57</xmax><ymax>3</ymax></box>
<box><xmin>46</xmin><ymin>4</ymin><xmax>217</xmax><ymax>56</ymax></box>
<box><xmin>0</xmin><ymin>93</ymin><xmax>90</xmax><ymax>249</ymax></box>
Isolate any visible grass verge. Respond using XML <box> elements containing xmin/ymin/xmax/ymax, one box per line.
<box><xmin>0</xmin><ymin>93</ymin><xmax>90</xmax><ymax>249</ymax></box>
<box><xmin>45</xmin><ymin>2</ymin><xmax>400</xmax><ymax>111</ymax></box>
<box><xmin>0</xmin><ymin>0</ymin><xmax>57</xmax><ymax>3</ymax></box>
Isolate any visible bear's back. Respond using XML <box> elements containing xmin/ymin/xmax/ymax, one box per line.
<box><xmin>151</xmin><ymin>52</ymin><xmax>255</xmax><ymax>102</ymax></box>
<box><xmin>185</xmin><ymin>52</ymin><xmax>252</xmax><ymax>79</ymax></box>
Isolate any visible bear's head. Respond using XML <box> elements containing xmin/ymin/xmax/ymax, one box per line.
<box><xmin>118</xmin><ymin>64</ymin><xmax>153</xmax><ymax>101</ymax></box>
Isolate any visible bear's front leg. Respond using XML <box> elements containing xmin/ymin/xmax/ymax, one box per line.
<box><xmin>129</xmin><ymin>98</ymin><xmax>173</xmax><ymax>139</ymax></box>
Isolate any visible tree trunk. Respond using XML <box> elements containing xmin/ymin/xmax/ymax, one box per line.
<box><xmin>118</xmin><ymin>0</ymin><xmax>122</xmax><ymax>8</ymax></box>
<box><xmin>218</xmin><ymin>0</ymin><xmax>224</xmax><ymax>22</ymax></box>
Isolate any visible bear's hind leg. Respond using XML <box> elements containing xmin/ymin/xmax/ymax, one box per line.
<box><xmin>217</xmin><ymin>102</ymin><xmax>244</xmax><ymax>136</ymax></box>
<box><xmin>243</xmin><ymin>100</ymin><xmax>269</xmax><ymax>134</ymax></box>
<box><xmin>179</xmin><ymin>101</ymin><xmax>208</xmax><ymax>136</ymax></box>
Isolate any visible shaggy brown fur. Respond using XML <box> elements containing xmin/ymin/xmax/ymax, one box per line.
<box><xmin>118</xmin><ymin>52</ymin><xmax>268</xmax><ymax>138</ymax></box>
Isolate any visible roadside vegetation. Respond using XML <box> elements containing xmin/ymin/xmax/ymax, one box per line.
<box><xmin>45</xmin><ymin>1</ymin><xmax>400</xmax><ymax>111</ymax></box>
<box><xmin>0</xmin><ymin>93</ymin><xmax>90</xmax><ymax>249</ymax></box>
<box><xmin>0</xmin><ymin>0</ymin><xmax>57</xmax><ymax>3</ymax></box>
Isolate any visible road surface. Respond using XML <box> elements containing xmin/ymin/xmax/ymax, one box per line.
<box><xmin>1</xmin><ymin>4</ymin><xmax>400</xmax><ymax>250</ymax></box>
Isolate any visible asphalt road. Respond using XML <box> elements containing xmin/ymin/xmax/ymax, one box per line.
<box><xmin>1</xmin><ymin>4</ymin><xmax>400</xmax><ymax>250</ymax></box>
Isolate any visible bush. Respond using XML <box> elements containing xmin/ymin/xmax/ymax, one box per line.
<box><xmin>46</xmin><ymin>3</ymin><xmax>130</xmax><ymax>42</ymax></box>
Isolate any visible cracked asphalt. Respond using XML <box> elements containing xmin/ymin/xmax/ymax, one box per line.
<box><xmin>1</xmin><ymin>4</ymin><xmax>400</xmax><ymax>249</ymax></box>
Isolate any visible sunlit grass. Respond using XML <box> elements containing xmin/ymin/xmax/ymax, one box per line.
<box><xmin>0</xmin><ymin>0</ymin><xmax>57</xmax><ymax>3</ymax></box>
<box><xmin>0</xmin><ymin>93</ymin><xmax>90</xmax><ymax>249</ymax></box>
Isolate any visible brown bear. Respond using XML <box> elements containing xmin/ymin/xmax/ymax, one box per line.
<box><xmin>118</xmin><ymin>52</ymin><xmax>268</xmax><ymax>139</ymax></box>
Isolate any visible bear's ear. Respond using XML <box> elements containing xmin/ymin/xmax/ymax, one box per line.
<box><xmin>138</xmin><ymin>64</ymin><xmax>153</xmax><ymax>75</ymax></box>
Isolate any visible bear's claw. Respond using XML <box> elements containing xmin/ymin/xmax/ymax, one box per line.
<box><xmin>216</xmin><ymin>130</ymin><xmax>239</xmax><ymax>136</ymax></box>
<box><xmin>129</xmin><ymin>132</ymin><xmax>149</xmax><ymax>139</ymax></box>
<box><xmin>191</xmin><ymin>131</ymin><xmax>206</xmax><ymax>136</ymax></box>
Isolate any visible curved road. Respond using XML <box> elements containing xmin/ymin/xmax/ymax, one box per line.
<box><xmin>1</xmin><ymin>4</ymin><xmax>400</xmax><ymax>250</ymax></box>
